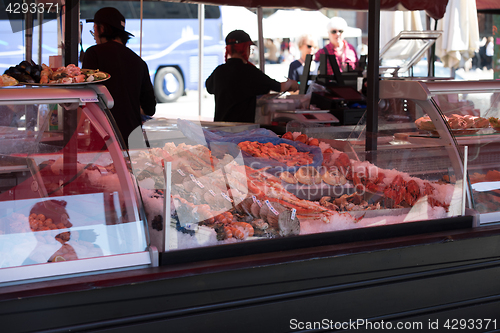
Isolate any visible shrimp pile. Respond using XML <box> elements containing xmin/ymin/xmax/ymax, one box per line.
<box><xmin>238</xmin><ymin>141</ymin><xmax>314</xmax><ymax>167</ymax></box>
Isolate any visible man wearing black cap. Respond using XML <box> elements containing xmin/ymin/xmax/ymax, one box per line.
<box><xmin>83</xmin><ymin>7</ymin><xmax>156</xmax><ymax>149</ymax></box>
<box><xmin>206</xmin><ymin>29</ymin><xmax>298</xmax><ymax>123</ymax></box>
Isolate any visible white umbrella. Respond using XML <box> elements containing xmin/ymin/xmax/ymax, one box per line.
<box><xmin>220</xmin><ymin>6</ymin><xmax>259</xmax><ymax>41</ymax></box>
<box><xmin>435</xmin><ymin>0</ymin><xmax>480</xmax><ymax>68</ymax></box>
<box><xmin>379</xmin><ymin>10</ymin><xmax>424</xmax><ymax>48</ymax></box>
<box><xmin>263</xmin><ymin>9</ymin><xmax>361</xmax><ymax>40</ymax></box>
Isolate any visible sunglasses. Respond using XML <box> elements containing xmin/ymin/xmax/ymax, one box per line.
<box><xmin>306</xmin><ymin>44</ymin><xmax>314</xmax><ymax>49</ymax></box>
<box><xmin>330</xmin><ymin>29</ymin><xmax>344</xmax><ymax>34</ymax></box>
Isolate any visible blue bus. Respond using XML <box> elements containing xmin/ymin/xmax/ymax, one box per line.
<box><xmin>0</xmin><ymin>1</ymin><xmax>225</xmax><ymax>103</ymax></box>
<box><xmin>81</xmin><ymin>1</ymin><xmax>225</xmax><ymax>103</ymax></box>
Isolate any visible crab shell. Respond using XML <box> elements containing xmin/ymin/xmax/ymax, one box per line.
<box><xmin>322</xmin><ymin>168</ymin><xmax>347</xmax><ymax>186</ymax></box>
<box><xmin>295</xmin><ymin>133</ymin><xmax>308</xmax><ymax>144</ymax></box>
<box><xmin>279</xmin><ymin>171</ymin><xmax>298</xmax><ymax>184</ymax></box>
<box><xmin>281</xmin><ymin>132</ymin><xmax>294</xmax><ymax>140</ymax></box>
<box><xmin>295</xmin><ymin>166</ymin><xmax>322</xmax><ymax>185</ymax></box>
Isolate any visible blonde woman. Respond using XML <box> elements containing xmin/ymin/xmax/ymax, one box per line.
<box><xmin>314</xmin><ymin>16</ymin><xmax>358</xmax><ymax>74</ymax></box>
<box><xmin>287</xmin><ymin>34</ymin><xmax>318</xmax><ymax>82</ymax></box>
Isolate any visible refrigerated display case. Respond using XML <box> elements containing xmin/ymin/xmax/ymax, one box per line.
<box><xmin>0</xmin><ymin>85</ymin><xmax>156</xmax><ymax>286</ymax></box>
<box><xmin>377</xmin><ymin>79</ymin><xmax>500</xmax><ymax>225</ymax></box>
<box><xmin>131</xmin><ymin>104</ymin><xmax>474</xmax><ymax>264</ymax></box>
<box><xmin>4</xmin><ymin>81</ymin><xmax>500</xmax><ymax>333</ymax></box>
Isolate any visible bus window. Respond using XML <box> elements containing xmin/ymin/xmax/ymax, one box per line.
<box><xmin>0</xmin><ymin>0</ymin><xmax>59</xmax><ymax>72</ymax></box>
<box><xmin>80</xmin><ymin>1</ymin><xmax>221</xmax><ymax>19</ymax></box>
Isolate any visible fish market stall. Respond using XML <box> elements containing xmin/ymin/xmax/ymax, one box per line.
<box><xmin>2</xmin><ymin>80</ymin><xmax>500</xmax><ymax>332</ymax></box>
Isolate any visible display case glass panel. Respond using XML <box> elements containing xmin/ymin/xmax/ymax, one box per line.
<box><xmin>379</xmin><ymin>31</ymin><xmax>442</xmax><ymax>77</ymax></box>
<box><xmin>0</xmin><ymin>86</ymin><xmax>150</xmax><ymax>284</ymax></box>
<box><xmin>426</xmin><ymin>85</ymin><xmax>500</xmax><ymax>223</ymax></box>
<box><xmin>133</xmin><ymin>114</ymin><xmax>468</xmax><ymax>257</ymax></box>
<box><xmin>379</xmin><ymin>80</ymin><xmax>500</xmax><ymax>224</ymax></box>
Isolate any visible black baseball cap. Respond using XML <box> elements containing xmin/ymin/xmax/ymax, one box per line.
<box><xmin>86</xmin><ymin>7</ymin><xmax>134</xmax><ymax>37</ymax></box>
<box><xmin>225</xmin><ymin>30</ymin><xmax>255</xmax><ymax>45</ymax></box>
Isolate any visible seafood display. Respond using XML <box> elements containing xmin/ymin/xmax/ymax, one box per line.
<box><xmin>282</xmin><ymin>131</ymin><xmax>333</xmax><ymax>153</ymax></box>
<box><xmin>278</xmin><ymin>166</ymin><xmax>348</xmax><ymax>187</ymax></box>
<box><xmin>0</xmin><ymin>74</ymin><xmax>18</xmax><ymax>87</ymax></box>
<box><xmin>415</xmin><ymin>114</ymin><xmax>490</xmax><ymax>133</ymax></box>
<box><xmin>4</xmin><ymin>60</ymin><xmax>42</xmax><ymax>83</ymax></box>
<box><xmin>39</xmin><ymin>65</ymin><xmax>109</xmax><ymax>84</ymax></box>
<box><xmin>130</xmin><ymin>138</ymin><xmax>458</xmax><ymax>250</ymax></box>
<box><xmin>321</xmin><ymin>152</ymin><xmax>451</xmax><ymax>211</ymax></box>
<box><xmin>3</xmin><ymin>60</ymin><xmax>110</xmax><ymax>85</ymax></box>
<box><xmin>238</xmin><ymin>140</ymin><xmax>314</xmax><ymax>166</ymax></box>
<box><xmin>133</xmin><ymin>143</ymin><xmax>348</xmax><ymax>242</ymax></box>
<box><xmin>488</xmin><ymin>117</ymin><xmax>500</xmax><ymax>132</ymax></box>
<box><xmin>0</xmin><ymin>130</ymin><xmax>459</xmax><ymax>257</ymax></box>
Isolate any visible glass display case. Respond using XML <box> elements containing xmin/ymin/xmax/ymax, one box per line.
<box><xmin>132</xmin><ymin>108</ymin><xmax>472</xmax><ymax>261</ymax></box>
<box><xmin>0</xmin><ymin>85</ymin><xmax>155</xmax><ymax>286</ymax></box>
<box><xmin>4</xmin><ymin>79</ymin><xmax>495</xmax><ymax>283</ymax></box>
<box><xmin>378</xmin><ymin>79</ymin><xmax>500</xmax><ymax>224</ymax></box>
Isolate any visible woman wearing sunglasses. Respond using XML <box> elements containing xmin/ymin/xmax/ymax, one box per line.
<box><xmin>287</xmin><ymin>34</ymin><xmax>318</xmax><ymax>83</ymax></box>
<box><xmin>314</xmin><ymin>16</ymin><xmax>358</xmax><ymax>75</ymax></box>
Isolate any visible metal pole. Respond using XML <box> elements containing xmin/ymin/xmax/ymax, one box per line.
<box><xmin>366</xmin><ymin>0</ymin><xmax>380</xmax><ymax>159</ymax></box>
<box><xmin>37</xmin><ymin>3</ymin><xmax>43</xmax><ymax>65</ymax></box>
<box><xmin>462</xmin><ymin>146</ymin><xmax>468</xmax><ymax>216</ymax></box>
<box><xmin>494</xmin><ymin>15</ymin><xmax>500</xmax><ymax>79</ymax></box>
<box><xmin>257</xmin><ymin>7</ymin><xmax>264</xmax><ymax>73</ymax></box>
<box><xmin>426</xmin><ymin>14</ymin><xmax>431</xmax><ymax>77</ymax></box>
<box><xmin>140</xmin><ymin>0</ymin><xmax>143</xmax><ymax>57</ymax></box>
<box><xmin>64</xmin><ymin>0</ymin><xmax>79</xmax><ymax>65</ymax></box>
<box><xmin>25</xmin><ymin>0</ymin><xmax>33</xmax><ymax>62</ymax></box>
<box><xmin>198</xmin><ymin>4</ymin><xmax>205</xmax><ymax>117</ymax></box>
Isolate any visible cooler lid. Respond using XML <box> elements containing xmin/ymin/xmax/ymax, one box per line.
<box><xmin>379</xmin><ymin>30</ymin><xmax>442</xmax><ymax>77</ymax></box>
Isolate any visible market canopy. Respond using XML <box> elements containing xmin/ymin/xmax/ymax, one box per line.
<box><xmin>476</xmin><ymin>0</ymin><xmax>500</xmax><ymax>13</ymax></box>
<box><xmin>178</xmin><ymin>0</ymin><xmax>449</xmax><ymax>20</ymax></box>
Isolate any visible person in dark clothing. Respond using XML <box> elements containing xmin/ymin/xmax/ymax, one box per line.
<box><xmin>83</xmin><ymin>7</ymin><xmax>156</xmax><ymax>149</ymax></box>
<box><xmin>206</xmin><ymin>30</ymin><xmax>299</xmax><ymax>123</ymax></box>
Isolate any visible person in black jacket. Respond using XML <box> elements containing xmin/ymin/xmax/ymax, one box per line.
<box><xmin>206</xmin><ymin>30</ymin><xmax>298</xmax><ymax>123</ymax></box>
<box><xmin>83</xmin><ymin>7</ymin><xmax>156</xmax><ymax>149</ymax></box>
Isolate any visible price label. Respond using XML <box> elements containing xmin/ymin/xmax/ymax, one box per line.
<box><xmin>265</xmin><ymin>200</ymin><xmax>279</xmax><ymax>216</ymax></box>
<box><xmin>80</xmin><ymin>97</ymin><xmax>99</xmax><ymax>103</ymax></box>
<box><xmin>221</xmin><ymin>192</ymin><xmax>233</xmax><ymax>202</ymax></box>
<box><xmin>189</xmin><ymin>174</ymin><xmax>204</xmax><ymax>188</ymax></box>
<box><xmin>97</xmin><ymin>166</ymin><xmax>108</xmax><ymax>175</ymax></box>
<box><xmin>177</xmin><ymin>169</ymin><xmax>186</xmax><ymax>176</ymax></box>
<box><xmin>252</xmin><ymin>195</ymin><xmax>262</xmax><ymax>207</ymax></box>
